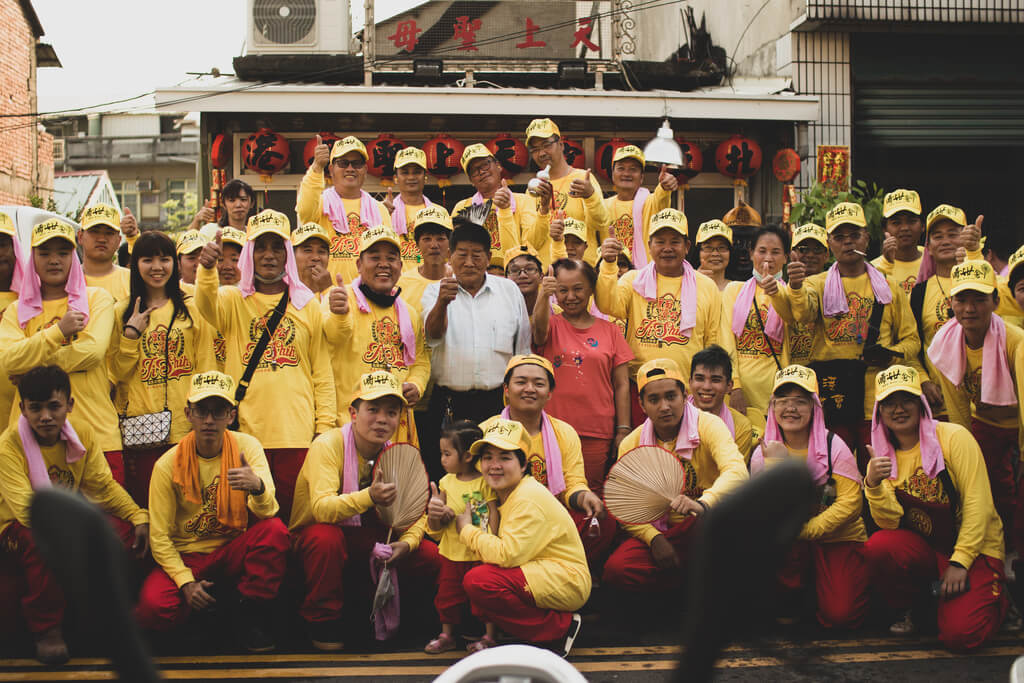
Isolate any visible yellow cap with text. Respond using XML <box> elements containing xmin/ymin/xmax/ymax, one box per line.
<box><xmin>470</xmin><ymin>416</ymin><xmax>532</xmax><ymax>457</ymax></box>
<box><xmin>875</xmin><ymin>365</ymin><xmax>923</xmax><ymax>402</ymax></box>
<box><xmin>176</xmin><ymin>229</ymin><xmax>206</xmax><ymax>255</ymax></box>
<box><xmin>394</xmin><ymin>146</ymin><xmax>427</xmax><ymax>170</ymax></box>
<box><xmin>31</xmin><ymin>219</ymin><xmax>76</xmax><ymax>248</ymax></box>
<box><xmin>526</xmin><ymin>118</ymin><xmax>560</xmax><ymax>142</ymax></box>
<box><xmin>461</xmin><ymin>143</ymin><xmax>494</xmax><ymax>175</ymax></box>
<box><xmin>247</xmin><ymin>209</ymin><xmax>291</xmax><ymax>241</ymax></box>
<box><xmin>292</xmin><ymin>221</ymin><xmax>332</xmax><ymax>248</ymax></box>
<box><xmin>649</xmin><ymin>208</ymin><xmax>688</xmax><ymax>239</ymax></box>
<box><xmin>612</xmin><ymin>144</ymin><xmax>645</xmax><ymax>167</ymax></box>
<box><xmin>359</xmin><ymin>225</ymin><xmax>401</xmax><ymax>253</ymax></box>
<box><xmin>825</xmin><ymin>202</ymin><xmax>867</xmax><ymax>233</ymax></box>
<box><xmin>792</xmin><ymin>223</ymin><xmax>828</xmax><ymax>248</ymax></box>
<box><xmin>352</xmin><ymin>370</ymin><xmax>408</xmax><ymax>405</ymax></box>
<box><xmin>926</xmin><ymin>204</ymin><xmax>966</xmax><ymax>233</ymax></box>
<box><xmin>883</xmin><ymin>189</ymin><xmax>922</xmax><ymax>218</ymax></box>
<box><xmin>80</xmin><ymin>203</ymin><xmax>121</xmax><ymax>231</ymax></box>
<box><xmin>695</xmin><ymin>219</ymin><xmax>732</xmax><ymax>246</ymax></box>
<box><xmin>330</xmin><ymin>135</ymin><xmax>368</xmax><ymax>161</ymax></box>
<box><xmin>0</xmin><ymin>211</ymin><xmax>14</xmax><ymax>238</ymax></box>
<box><xmin>188</xmin><ymin>371</ymin><xmax>237</xmax><ymax>405</ymax></box>
<box><xmin>772</xmin><ymin>364</ymin><xmax>819</xmax><ymax>395</ymax></box>
<box><xmin>413</xmin><ymin>205</ymin><xmax>453</xmax><ymax>233</ymax></box>
<box><xmin>562</xmin><ymin>217</ymin><xmax>587</xmax><ymax>243</ymax></box>
<box><xmin>950</xmin><ymin>259</ymin><xmax>997</xmax><ymax>296</ymax></box>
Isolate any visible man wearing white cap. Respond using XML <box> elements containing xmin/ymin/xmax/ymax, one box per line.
<box><xmin>297</xmin><ymin>135</ymin><xmax>392</xmax><ymax>283</ymax></box>
<box><xmin>604</xmin><ymin>145</ymin><xmax>676</xmax><ymax>268</ymax></box>
<box><xmin>78</xmin><ymin>203</ymin><xmax>131</xmax><ymax>302</ymax></box>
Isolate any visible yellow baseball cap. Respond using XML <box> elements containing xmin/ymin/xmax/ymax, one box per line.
<box><xmin>792</xmin><ymin>223</ymin><xmax>828</xmax><ymax>248</ymax></box>
<box><xmin>562</xmin><ymin>217</ymin><xmax>587</xmax><ymax>243</ymax></box>
<box><xmin>875</xmin><ymin>365</ymin><xmax>923</xmax><ymax>402</ymax></box>
<box><xmin>504</xmin><ymin>243</ymin><xmax>541</xmax><ymax>267</ymax></box>
<box><xmin>188</xmin><ymin>371</ymin><xmax>237</xmax><ymax>405</ymax></box>
<box><xmin>695</xmin><ymin>219</ymin><xmax>732</xmax><ymax>246</ymax></box>
<box><xmin>504</xmin><ymin>353</ymin><xmax>555</xmax><ymax>385</ymax></box>
<box><xmin>330</xmin><ymin>135</ymin><xmax>368</xmax><ymax>161</ymax></box>
<box><xmin>359</xmin><ymin>225</ymin><xmax>401</xmax><ymax>253</ymax></box>
<box><xmin>413</xmin><ymin>205</ymin><xmax>453</xmax><ymax>233</ymax></box>
<box><xmin>926</xmin><ymin>204</ymin><xmax>967</xmax><ymax>233</ymax></box>
<box><xmin>612</xmin><ymin>144</ymin><xmax>645</xmax><ymax>167</ymax></box>
<box><xmin>1008</xmin><ymin>244</ymin><xmax>1024</xmax><ymax>281</ymax></box>
<box><xmin>526</xmin><ymin>118</ymin><xmax>560</xmax><ymax>142</ymax></box>
<box><xmin>772</xmin><ymin>364</ymin><xmax>819</xmax><ymax>395</ymax></box>
<box><xmin>470</xmin><ymin>416</ymin><xmax>532</xmax><ymax>457</ymax></box>
<box><xmin>949</xmin><ymin>259</ymin><xmax>997</xmax><ymax>296</ymax></box>
<box><xmin>0</xmin><ymin>211</ymin><xmax>14</xmax><ymax>238</ymax></box>
<box><xmin>80</xmin><ymin>203</ymin><xmax>121</xmax><ymax>231</ymax></box>
<box><xmin>220</xmin><ymin>226</ymin><xmax>247</xmax><ymax>248</ymax></box>
<box><xmin>825</xmin><ymin>202</ymin><xmax>867</xmax><ymax>233</ymax></box>
<box><xmin>292</xmin><ymin>221</ymin><xmax>332</xmax><ymax>248</ymax></box>
<box><xmin>176</xmin><ymin>229</ymin><xmax>206</xmax><ymax>255</ymax></box>
<box><xmin>352</xmin><ymin>370</ymin><xmax>408</xmax><ymax>405</ymax></box>
<box><xmin>394</xmin><ymin>146</ymin><xmax>427</xmax><ymax>170</ymax></box>
<box><xmin>649</xmin><ymin>208</ymin><xmax>689</xmax><ymax>239</ymax></box>
<box><xmin>247</xmin><ymin>209</ymin><xmax>291</xmax><ymax>241</ymax></box>
<box><xmin>31</xmin><ymin>219</ymin><xmax>77</xmax><ymax>248</ymax></box>
<box><xmin>883</xmin><ymin>189</ymin><xmax>922</xmax><ymax>218</ymax></box>
<box><xmin>461</xmin><ymin>143</ymin><xmax>494</xmax><ymax>175</ymax></box>
<box><xmin>637</xmin><ymin>358</ymin><xmax>686</xmax><ymax>393</ymax></box>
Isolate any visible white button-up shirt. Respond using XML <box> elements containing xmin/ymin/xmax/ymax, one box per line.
<box><xmin>421</xmin><ymin>274</ymin><xmax>532</xmax><ymax>391</ymax></box>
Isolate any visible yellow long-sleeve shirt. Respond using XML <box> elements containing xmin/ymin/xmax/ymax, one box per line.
<box><xmin>0</xmin><ymin>416</ymin><xmax>147</xmax><ymax>536</ymax></box>
<box><xmin>85</xmin><ymin>267</ymin><xmax>131</xmax><ymax>302</ymax></box>
<box><xmin>288</xmin><ymin>427</ymin><xmax>376</xmax><ymax>531</ymax></box>
<box><xmin>395</xmin><ymin>201</ymin><xmax>425</xmax><ymax>272</ymax></box>
<box><xmin>194</xmin><ymin>265</ymin><xmax>336</xmax><ymax>448</ymax></box>
<box><xmin>722</xmin><ymin>281</ymin><xmax>789</xmax><ymax>414</ymax></box>
<box><xmin>109</xmin><ymin>299</ymin><xmax>216</xmax><ymax>444</ymax></box>
<box><xmin>294</xmin><ymin>166</ymin><xmax>392</xmax><ymax>283</ymax></box>
<box><xmin>460</xmin><ymin>475</ymin><xmax>591</xmax><ymax>612</ymax></box>
<box><xmin>933</xmin><ymin>321</ymin><xmax>1024</xmax><ymax>433</ymax></box>
<box><xmin>508</xmin><ymin>413</ymin><xmax>590</xmax><ymax>509</ymax></box>
<box><xmin>148</xmin><ymin>432</ymin><xmax>278</xmax><ymax>587</ymax></box>
<box><xmin>595</xmin><ymin>260</ymin><xmax>739</xmax><ymax>385</ymax></box>
<box><xmin>771</xmin><ymin>272</ymin><xmax>921</xmax><ymax>418</ymax></box>
<box><xmin>524</xmin><ymin>170</ymin><xmax>610</xmax><ymax>266</ymax></box>
<box><xmin>617</xmin><ymin>411</ymin><xmax>749</xmax><ymax>545</ymax></box>
<box><xmin>872</xmin><ymin>247</ymin><xmax>924</xmax><ymax>294</ymax></box>
<box><xmin>451</xmin><ymin>195</ymin><xmax>526</xmax><ymax>266</ymax></box>
<box><xmin>0</xmin><ymin>288</ymin><xmax>122</xmax><ymax>452</ymax></box>
<box><xmin>401</xmin><ymin>473</ymin><xmax>495</xmax><ymax>561</ymax></box>
<box><xmin>604</xmin><ymin>185</ymin><xmax>671</xmax><ymax>265</ymax></box>
<box><xmin>321</xmin><ymin>289</ymin><xmax>430</xmax><ymax>424</ymax></box>
<box><xmin>0</xmin><ymin>291</ymin><xmax>19</xmax><ymax>433</ymax></box>
<box><xmin>865</xmin><ymin>421</ymin><xmax>1004</xmax><ymax>569</ymax></box>
<box><xmin>397</xmin><ymin>269</ymin><xmax>443</xmax><ymax>315</ymax></box>
<box><xmin>730</xmin><ymin>407</ymin><xmax>755</xmax><ymax>464</ymax></box>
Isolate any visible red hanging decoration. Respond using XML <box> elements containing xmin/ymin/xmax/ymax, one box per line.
<box><xmin>715</xmin><ymin>135</ymin><xmax>762</xmax><ymax>186</ymax></box>
<box><xmin>366</xmin><ymin>133</ymin><xmax>407</xmax><ymax>187</ymax></box>
<box><xmin>595</xmin><ymin>137</ymin><xmax>631</xmax><ymax>182</ymax></box>
<box><xmin>486</xmin><ymin>134</ymin><xmax>528</xmax><ymax>179</ymax></box>
<box><xmin>673</xmin><ymin>138</ymin><xmax>704</xmax><ymax>187</ymax></box>
<box><xmin>211</xmin><ymin>133</ymin><xmax>230</xmax><ymax>170</ymax></box>
<box><xmin>772</xmin><ymin>148</ymin><xmax>801</xmax><ymax>183</ymax></box>
<box><xmin>561</xmin><ymin>138</ymin><xmax>586</xmax><ymax>169</ymax></box>
<box><xmin>423</xmin><ymin>134</ymin><xmax>465</xmax><ymax>188</ymax></box>
<box><xmin>303</xmin><ymin>132</ymin><xmax>340</xmax><ymax>168</ymax></box>
<box><xmin>242</xmin><ymin>127</ymin><xmax>291</xmax><ymax>176</ymax></box>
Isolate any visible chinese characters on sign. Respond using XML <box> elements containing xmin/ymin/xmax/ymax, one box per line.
<box><xmin>817</xmin><ymin>145</ymin><xmax>850</xmax><ymax>189</ymax></box>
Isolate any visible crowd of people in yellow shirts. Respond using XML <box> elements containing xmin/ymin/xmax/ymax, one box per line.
<box><xmin>0</xmin><ymin>116</ymin><xmax>1021</xmax><ymax>667</ymax></box>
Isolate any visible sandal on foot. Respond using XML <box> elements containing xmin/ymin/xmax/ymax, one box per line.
<box><xmin>466</xmin><ymin>635</ymin><xmax>497</xmax><ymax>653</ymax></box>
<box><xmin>424</xmin><ymin>633</ymin><xmax>457</xmax><ymax>654</ymax></box>
<box><xmin>889</xmin><ymin>611</ymin><xmax>915</xmax><ymax>635</ymax></box>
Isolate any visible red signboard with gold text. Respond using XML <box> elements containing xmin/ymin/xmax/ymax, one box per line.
<box><xmin>816</xmin><ymin>145</ymin><xmax>850</xmax><ymax>189</ymax></box>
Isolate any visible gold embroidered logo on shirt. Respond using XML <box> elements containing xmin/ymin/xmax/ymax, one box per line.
<box><xmin>362</xmin><ymin>316</ymin><xmax>407</xmax><ymax>370</ymax></box>
<box><xmin>139</xmin><ymin>323</ymin><xmax>193</xmax><ymax>385</ymax></box>
<box><xmin>183</xmin><ymin>476</ymin><xmax>239</xmax><ymax>539</ymax></box>
<box><xmin>635</xmin><ymin>293</ymin><xmax>689</xmax><ymax>347</ymax></box>
<box><xmin>243</xmin><ymin>313</ymin><xmax>299</xmax><ymax>370</ymax></box>
<box><xmin>612</xmin><ymin>213</ymin><xmax>633</xmax><ymax>247</ymax></box>
<box><xmin>736</xmin><ymin>301</ymin><xmax>773</xmax><ymax>357</ymax></box>
<box><xmin>824</xmin><ymin>292</ymin><xmax>872</xmax><ymax>343</ymax></box>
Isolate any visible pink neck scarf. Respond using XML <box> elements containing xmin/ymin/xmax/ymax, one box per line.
<box><xmin>18</xmin><ymin>250</ymin><xmax>90</xmax><ymax>329</ymax></box>
<box><xmin>629</xmin><ymin>188</ymin><xmax>651</xmax><ymax>269</ymax></box>
<box><xmin>473</xmin><ymin>191</ymin><xmax>516</xmax><ymax>213</ymax></box>
<box><xmin>928</xmin><ymin>313</ymin><xmax>1017</xmax><ymax>406</ymax></box>
<box><xmin>631</xmin><ymin>261</ymin><xmax>697</xmax><ymax>337</ymax></box>
<box><xmin>731</xmin><ymin>277</ymin><xmax>784</xmax><ymax>344</ymax></box>
<box><xmin>322</xmin><ymin>188</ymin><xmax>381</xmax><ymax>234</ymax></box>
<box><xmin>340</xmin><ymin>423</ymin><xmax>392</xmax><ymax>527</ymax></box>
<box><xmin>502</xmin><ymin>407</ymin><xmax>565</xmax><ymax>496</ymax></box>
<box><xmin>391</xmin><ymin>194</ymin><xmax>432</xmax><ymax>236</ymax></box>
<box><xmin>870</xmin><ymin>396</ymin><xmax>944</xmax><ymax>480</ymax></box>
<box><xmin>822</xmin><ymin>261</ymin><xmax>892</xmax><ymax>318</ymax></box>
<box><xmin>588</xmin><ymin>298</ymin><xmax>609</xmax><ymax>321</ymax></box>
<box><xmin>639</xmin><ymin>402</ymin><xmax>701</xmax><ymax>460</ymax></box>
<box><xmin>18</xmin><ymin>416</ymin><xmax>85</xmax><ymax>490</ymax></box>
<box><xmin>917</xmin><ymin>244</ymin><xmax>935</xmax><ymax>283</ymax></box>
<box><xmin>350</xmin><ymin>276</ymin><xmax>416</xmax><ymax>366</ymax></box>
<box><xmin>686</xmin><ymin>394</ymin><xmax>734</xmax><ymax>437</ymax></box>
<box><xmin>754</xmin><ymin>394</ymin><xmax>861</xmax><ymax>484</ymax></box>
<box><xmin>238</xmin><ymin>238</ymin><xmax>315</xmax><ymax>310</ymax></box>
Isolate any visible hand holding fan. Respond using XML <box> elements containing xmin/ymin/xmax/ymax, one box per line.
<box><xmin>603</xmin><ymin>446</ymin><xmax>688</xmax><ymax>524</ymax></box>
<box><xmin>372</xmin><ymin>443</ymin><xmax>430</xmax><ymax>537</ymax></box>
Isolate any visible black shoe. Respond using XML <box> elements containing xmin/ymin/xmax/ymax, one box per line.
<box><xmin>307</xmin><ymin>620</ymin><xmax>344</xmax><ymax>652</ymax></box>
<box><xmin>561</xmin><ymin>613</ymin><xmax>582</xmax><ymax>658</ymax></box>
<box><xmin>236</xmin><ymin>600</ymin><xmax>276</xmax><ymax>653</ymax></box>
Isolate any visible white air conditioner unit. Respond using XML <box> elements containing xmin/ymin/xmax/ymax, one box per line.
<box><xmin>137</xmin><ymin>179</ymin><xmax>154</xmax><ymax>192</ymax></box>
<box><xmin>246</xmin><ymin>0</ymin><xmax>351</xmax><ymax>54</ymax></box>
<box><xmin>52</xmin><ymin>139</ymin><xmax>65</xmax><ymax>164</ymax></box>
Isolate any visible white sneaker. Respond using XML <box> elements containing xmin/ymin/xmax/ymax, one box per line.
<box><xmin>562</xmin><ymin>613</ymin><xmax>582</xmax><ymax>658</ymax></box>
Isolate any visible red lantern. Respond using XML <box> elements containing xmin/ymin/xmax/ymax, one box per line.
<box><xmin>366</xmin><ymin>133</ymin><xmax>407</xmax><ymax>182</ymax></box>
<box><xmin>715</xmin><ymin>135</ymin><xmax>762</xmax><ymax>184</ymax></box>
<box><xmin>486</xmin><ymin>134</ymin><xmax>528</xmax><ymax>179</ymax></box>
<box><xmin>561</xmin><ymin>138</ymin><xmax>586</xmax><ymax>169</ymax></box>
<box><xmin>243</xmin><ymin>127</ymin><xmax>290</xmax><ymax>175</ymax></box>
<box><xmin>211</xmin><ymin>133</ymin><xmax>230</xmax><ymax>170</ymax></box>
<box><xmin>303</xmin><ymin>132</ymin><xmax>340</xmax><ymax>168</ymax></box>
<box><xmin>595</xmin><ymin>137</ymin><xmax>631</xmax><ymax>182</ymax></box>
<box><xmin>772</xmin><ymin>148</ymin><xmax>801</xmax><ymax>183</ymax></box>
<box><xmin>423</xmin><ymin>135</ymin><xmax>465</xmax><ymax>187</ymax></box>
<box><xmin>674</xmin><ymin>138</ymin><xmax>704</xmax><ymax>183</ymax></box>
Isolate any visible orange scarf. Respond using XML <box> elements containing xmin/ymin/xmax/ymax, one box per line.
<box><xmin>172</xmin><ymin>430</ymin><xmax>248</xmax><ymax>530</ymax></box>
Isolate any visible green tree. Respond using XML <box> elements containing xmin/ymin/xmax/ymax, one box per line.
<box><xmin>161</xmin><ymin>192</ymin><xmax>198</xmax><ymax>232</ymax></box>
<box><xmin>791</xmin><ymin>180</ymin><xmax>886</xmax><ymax>242</ymax></box>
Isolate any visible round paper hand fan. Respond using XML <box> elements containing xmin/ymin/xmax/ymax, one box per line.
<box><xmin>372</xmin><ymin>443</ymin><xmax>430</xmax><ymax>533</ymax></box>
<box><xmin>603</xmin><ymin>446</ymin><xmax>687</xmax><ymax>524</ymax></box>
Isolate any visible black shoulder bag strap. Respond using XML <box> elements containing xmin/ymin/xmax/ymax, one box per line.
<box><xmin>826</xmin><ymin>430</ymin><xmax>834</xmax><ymax>477</ymax></box>
<box><xmin>751</xmin><ymin>294</ymin><xmax>783</xmax><ymax>372</ymax></box>
<box><xmin>233</xmin><ymin>290</ymin><xmax>289</xmax><ymax>412</ymax></box>
<box><xmin>937</xmin><ymin>468</ymin><xmax>961</xmax><ymax>523</ymax></box>
<box><xmin>862</xmin><ymin>289</ymin><xmax>888</xmax><ymax>350</ymax></box>
<box><xmin>910</xmin><ymin>280</ymin><xmax>928</xmax><ymax>367</ymax></box>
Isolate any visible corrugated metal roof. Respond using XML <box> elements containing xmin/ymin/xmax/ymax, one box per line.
<box><xmin>53</xmin><ymin>171</ymin><xmax>118</xmax><ymax>219</ymax></box>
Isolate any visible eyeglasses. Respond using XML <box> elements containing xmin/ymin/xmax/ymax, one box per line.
<box><xmin>332</xmin><ymin>158</ymin><xmax>366</xmax><ymax>169</ymax></box>
<box><xmin>507</xmin><ymin>265</ymin><xmax>540</xmax><ymax>277</ymax></box>
<box><xmin>528</xmin><ymin>137</ymin><xmax>559</xmax><ymax>154</ymax></box>
<box><xmin>879</xmin><ymin>395</ymin><xmax>918</xmax><ymax>412</ymax></box>
<box><xmin>191</xmin><ymin>406</ymin><xmax>232</xmax><ymax>420</ymax></box>
<box><xmin>774</xmin><ymin>397</ymin><xmax>812</xmax><ymax>411</ymax></box>
<box><xmin>794</xmin><ymin>244</ymin><xmax>827</xmax><ymax>255</ymax></box>
<box><xmin>700</xmin><ymin>244</ymin><xmax>730</xmax><ymax>254</ymax></box>
<box><xmin>468</xmin><ymin>159</ymin><xmax>495</xmax><ymax>178</ymax></box>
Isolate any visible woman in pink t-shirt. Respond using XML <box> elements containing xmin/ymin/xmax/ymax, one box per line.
<box><xmin>532</xmin><ymin>259</ymin><xmax>633</xmax><ymax>492</ymax></box>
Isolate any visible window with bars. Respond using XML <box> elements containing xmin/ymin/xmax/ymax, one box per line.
<box><xmin>111</xmin><ymin>181</ymin><xmax>140</xmax><ymax>217</ymax></box>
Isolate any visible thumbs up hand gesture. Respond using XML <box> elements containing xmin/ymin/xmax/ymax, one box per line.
<box><xmin>329</xmin><ymin>273</ymin><xmax>350</xmax><ymax>315</ymax></box>
<box><xmin>493</xmin><ymin>179</ymin><xmax>512</xmax><ymax>210</ymax></box>
<box><xmin>864</xmin><ymin>446</ymin><xmax>893</xmax><ymax>488</ymax></box>
<box><xmin>382</xmin><ymin>186</ymin><xmax>396</xmax><ymax>215</ymax></box>
<box><xmin>570</xmin><ymin>169</ymin><xmax>596</xmax><ymax>199</ymax></box>
<box><xmin>199</xmin><ymin>229</ymin><xmax>222</xmax><ymax>269</ymax></box>
<box><xmin>659</xmin><ymin>164</ymin><xmax>679</xmax><ymax>192</ymax></box>
<box><xmin>228</xmin><ymin>452</ymin><xmax>263</xmax><ymax>494</ymax></box>
<box><xmin>427</xmin><ymin>481</ymin><xmax>453</xmax><ymax>530</ymax></box>
<box><xmin>312</xmin><ymin>134</ymin><xmax>330</xmax><ymax>171</ymax></box>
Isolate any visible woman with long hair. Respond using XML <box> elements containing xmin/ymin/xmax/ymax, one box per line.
<box><xmin>110</xmin><ymin>231</ymin><xmax>215</xmax><ymax>505</ymax></box>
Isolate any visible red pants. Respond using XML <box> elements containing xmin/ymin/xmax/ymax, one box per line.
<box><xmin>971</xmin><ymin>420</ymin><xmax>1017</xmax><ymax>547</ymax></box>
<box><xmin>291</xmin><ymin>517</ymin><xmax>440</xmax><ymax>624</ymax></box>
<box><xmin>777</xmin><ymin>541</ymin><xmax>869</xmax><ymax>628</ymax></box>
<box><xmin>863</xmin><ymin>529</ymin><xmax>1008</xmax><ymax>652</ymax></box>
<box><xmin>0</xmin><ymin>522</ymin><xmax>63</xmax><ymax>634</ymax></box>
<box><xmin>105</xmin><ymin>449</ymin><xmax>125</xmax><ymax>485</ymax></box>
<box><xmin>463</xmin><ymin>564</ymin><xmax>571</xmax><ymax>643</ymax></box>
<box><xmin>135</xmin><ymin>518</ymin><xmax>289</xmax><ymax>631</ymax></box>
<box><xmin>603</xmin><ymin>517</ymin><xmax>699</xmax><ymax>592</ymax></box>
<box><xmin>569</xmin><ymin>509</ymin><xmax>616</xmax><ymax>570</ymax></box>
<box><xmin>124</xmin><ymin>445</ymin><xmax>168</xmax><ymax>508</ymax></box>
<box><xmin>435</xmin><ymin>557</ymin><xmax>478</xmax><ymax>624</ymax></box>
<box><xmin>265</xmin><ymin>448</ymin><xmax>308</xmax><ymax>522</ymax></box>
<box><xmin>580</xmin><ymin>436</ymin><xmax>612</xmax><ymax>494</ymax></box>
